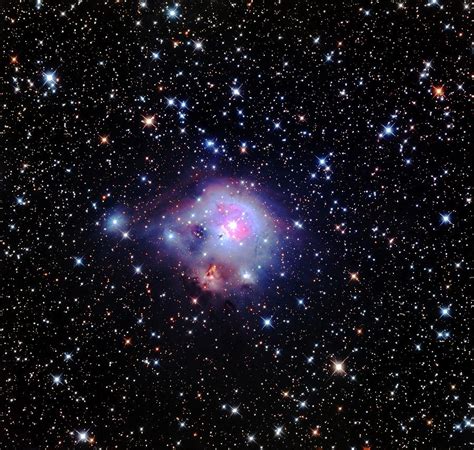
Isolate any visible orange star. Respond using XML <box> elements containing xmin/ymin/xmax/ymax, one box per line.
<box><xmin>142</xmin><ymin>115</ymin><xmax>156</xmax><ymax>128</ymax></box>
<box><xmin>99</xmin><ymin>135</ymin><xmax>109</xmax><ymax>145</ymax></box>
<box><xmin>349</xmin><ymin>272</ymin><xmax>360</xmax><ymax>282</ymax></box>
<box><xmin>432</xmin><ymin>85</ymin><xmax>445</xmax><ymax>97</ymax></box>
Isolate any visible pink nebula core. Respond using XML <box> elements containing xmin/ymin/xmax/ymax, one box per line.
<box><xmin>216</xmin><ymin>202</ymin><xmax>252</xmax><ymax>241</ymax></box>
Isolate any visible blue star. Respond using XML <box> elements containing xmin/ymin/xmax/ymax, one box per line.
<box><xmin>43</xmin><ymin>71</ymin><xmax>57</xmax><ymax>88</ymax></box>
<box><xmin>440</xmin><ymin>306</ymin><xmax>451</xmax><ymax>317</ymax></box>
<box><xmin>166</xmin><ymin>5</ymin><xmax>179</xmax><ymax>20</ymax></box>
<box><xmin>231</xmin><ymin>86</ymin><xmax>242</xmax><ymax>97</ymax></box>
<box><xmin>204</xmin><ymin>139</ymin><xmax>215</xmax><ymax>149</ymax></box>
<box><xmin>440</xmin><ymin>213</ymin><xmax>452</xmax><ymax>225</ymax></box>
<box><xmin>317</xmin><ymin>156</ymin><xmax>327</xmax><ymax>167</ymax></box>
<box><xmin>74</xmin><ymin>257</ymin><xmax>83</xmax><ymax>266</ymax></box>
<box><xmin>381</xmin><ymin>124</ymin><xmax>395</xmax><ymax>137</ymax></box>
<box><xmin>436</xmin><ymin>330</ymin><xmax>450</xmax><ymax>340</ymax></box>
<box><xmin>51</xmin><ymin>374</ymin><xmax>63</xmax><ymax>385</ymax></box>
<box><xmin>76</xmin><ymin>430</ymin><xmax>89</xmax><ymax>443</ymax></box>
<box><xmin>107</xmin><ymin>214</ymin><xmax>126</xmax><ymax>230</ymax></box>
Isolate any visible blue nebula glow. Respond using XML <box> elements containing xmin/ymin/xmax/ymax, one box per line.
<box><xmin>161</xmin><ymin>179</ymin><xmax>281</xmax><ymax>295</ymax></box>
<box><xmin>106</xmin><ymin>213</ymin><xmax>127</xmax><ymax>231</ymax></box>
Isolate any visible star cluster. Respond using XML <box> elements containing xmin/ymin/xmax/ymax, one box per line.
<box><xmin>3</xmin><ymin>1</ymin><xmax>471</xmax><ymax>449</ymax></box>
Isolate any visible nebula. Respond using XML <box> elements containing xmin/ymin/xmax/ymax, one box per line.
<box><xmin>162</xmin><ymin>180</ymin><xmax>280</xmax><ymax>296</ymax></box>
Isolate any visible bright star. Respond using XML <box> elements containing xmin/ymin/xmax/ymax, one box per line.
<box><xmin>76</xmin><ymin>431</ymin><xmax>88</xmax><ymax>442</ymax></box>
<box><xmin>231</xmin><ymin>86</ymin><xmax>241</xmax><ymax>97</ymax></box>
<box><xmin>142</xmin><ymin>115</ymin><xmax>156</xmax><ymax>128</ymax></box>
<box><xmin>108</xmin><ymin>215</ymin><xmax>125</xmax><ymax>230</ymax></box>
<box><xmin>262</xmin><ymin>317</ymin><xmax>273</xmax><ymax>328</ymax></box>
<box><xmin>44</xmin><ymin>72</ymin><xmax>55</xmax><ymax>84</ymax></box>
<box><xmin>74</xmin><ymin>257</ymin><xmax>83</xmax><ymax>266</ymax></box>
<box><xmin>99</xmin><ymin>135</ymin><xmax>109</xmax><ymax>145</ymax></box>
<box><xmin>440</xmin><ymin>213</ymin><xmax>452</xmax><ymax>224</ymax></box>
<box><xmin>349</xmin><ymin>272</ymin><xmax>360</xmax><ymax>282</ymax></box>
<box><xmin>166</xmin><ymin>5</ymin><xmax>179</xmax><ymax>19</ymax></box>
<box><xmin>333</xmin><ymin>360</ymin><xmax>345</xmax><ymax>374</ymax></box>
<box><xmin>440</xmin><ymin>306</ymin><xmax>451</xmax><ymax>317</ymax></box>
<box><xmin>436</xmin><ymin>330</ymin><xmax>450</xmax><ymax>340</ymax></box>
<box><xmin>381</xmin><ymin>124</ymin><xmax>395</xmax><ymax>137</ymax></box>
<box><xmin>51</xmin><ymin>374</ymin><xmax>63</xmax><ymax>385</ymax></box>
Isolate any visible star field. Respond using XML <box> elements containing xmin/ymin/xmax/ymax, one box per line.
<box><xmin>3</xmin><ymin>1</ymin><xmax>472</xmax><ymax>448</ymax></box>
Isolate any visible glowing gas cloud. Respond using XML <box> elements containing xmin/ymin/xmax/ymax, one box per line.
<box><xmin>162</xmin><ymin>179</ymin><xmax>280</xmax><ymax>295</ymax></box>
